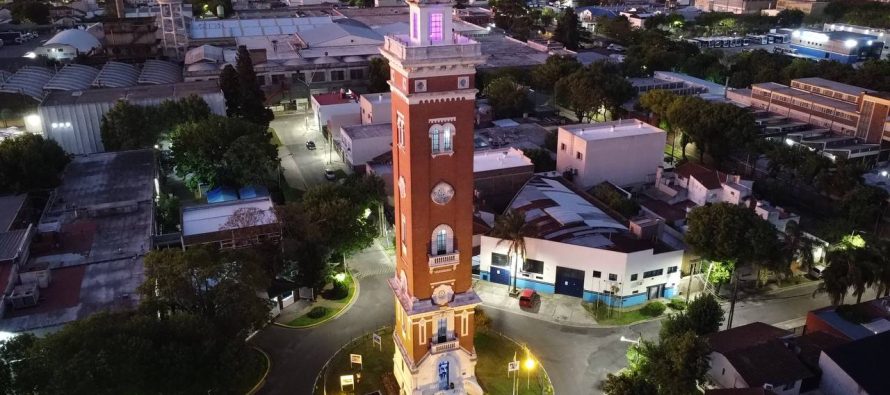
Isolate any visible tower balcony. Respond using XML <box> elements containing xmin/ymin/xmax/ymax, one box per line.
<box><xmin>429</xmin><ymin>251</ymin><xmax>459</xmax><ymax>268</ymax></box>
<box><xmin>382</xmin><ymin>33</ymin><xmax>483</xmax><ymax>64</ymax></box>
<box><xmin>430</xmin><ymin>336</ymin><xmax>459</xmax><ymax>354</ymax></box>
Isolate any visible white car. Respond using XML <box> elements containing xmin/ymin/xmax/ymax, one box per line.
<box><xmin>810</xmin><ymin>265</ymin><xmax>826</xmax><ymax>278</ymax></box>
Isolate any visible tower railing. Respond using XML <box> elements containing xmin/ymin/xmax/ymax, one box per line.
<box><xmin>428</xmin><ymin>251</ymin><xmax>459</xmax><ymax>267</ymax></box>
<box><xmin>383</xmin><ymin>33</ymin><xmax>482</xmax><ymax>62</ymax></box>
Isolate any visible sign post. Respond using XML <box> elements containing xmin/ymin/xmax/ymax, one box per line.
<box><xmin>372</xmin><ymin>333</ymin><xmax>382</xmax><ymax>351</ymax></box>
<box><xmin>339</xmin><ymin>375</ymin><xmax>354</xmax><ymax>392</ymax></box>
<box><xmin>508</xmin><ymin>360</ymin><xmax>519</xmax><ymax>395</ymax></box>
<box><xmin>350</xmin><ymin>354</ymin><xmax>363</xmax><ymax>370</ymax></box>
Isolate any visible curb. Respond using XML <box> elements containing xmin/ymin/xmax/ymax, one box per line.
<box><xmin>312</xmin><ymin>326</ymin><xmax>393</xmax><ymax>395</ymax></box>
<box><xmin>485</xmin><ymin>329</ymin><xmax>555</xmax><ymax>393</ymax></box>
<box><xmin>272</xmin><ymin>269</ymin><xmax>361</xmax><ymax>329</ymax></box>
<box><xmin>480</xmin><ymin>301</ymin><xmax>668</xmax><ymax>329</ymax></box>
<box><xmin>246</xmin><ymin>346</ymin><xmax>272</xmax><ymax>395</ymax></box>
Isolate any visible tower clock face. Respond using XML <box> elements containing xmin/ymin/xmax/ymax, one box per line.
<box><xmin>431</xmin><ymin>182</ymin><xmax>455</xmax><ymax>205</ymax></box>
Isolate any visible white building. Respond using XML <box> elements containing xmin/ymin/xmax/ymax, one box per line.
<box><xmin>359</xmin><ymin>92</ymin><xmax>392</xmax><ymax>125</ymax></box>
<box><xmin>340</xmin><ymin>123</ymin><xmax>391</xmax><ymax>169</ymax></box>
<box><xmin>311</xmin><ymin>91</ymin><xmax>361</xmax><ymax>137</ymax></box>
<box><xmin>556</xmin><ymin>119</ymin><xmax>666</xmax><ymax>189</ymax></box>
<box><xmin>478</xmin><ymin>175</ymin><xmax>682</xmax><ymax>306</ymax></box>
<box><xmin>657</xmin><ymin>163</ymin><xmax>752</xmax><ymax>207</ymax></box>
<box><xmin>750</xmin><ymin>199</ymin><xmax>800</xmax><ymax>233</ymax></box>
<box><xmin>33</xmin><ymin>29</ymin><xmax>102</xmax><ymax>61</ymax></box>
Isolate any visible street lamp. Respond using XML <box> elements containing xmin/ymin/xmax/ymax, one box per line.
<box><xmin>619</xmin><ymin>335</ymin><xmax>640</xmax><ymax>344</ymax></box>
<box><xmin>523</xmin><ymin>357</ymin><xmax>536</xmax><ymax>389</ymax></box>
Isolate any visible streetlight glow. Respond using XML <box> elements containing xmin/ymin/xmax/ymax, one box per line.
<box><xmin>334</xmin><ymin>272</ymin><xmax>347</xmax><ymax>282</ymax></box>
<box><xmin>523</xmin><ymin>358</ymin><xmax>536</xmax><ymax>370</ymax></box>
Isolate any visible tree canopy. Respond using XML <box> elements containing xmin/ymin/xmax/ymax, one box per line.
<box><xmin>554</xmin><ymin>62</ymin><xmax>633</xmax><ymax>122</ymax></box>
<box><xmin>101</xmin><ymin>95</ymin><xmax>212</xmax><ymax>151</ymax></box>
<box><xmin>10</xmin><ymin>0</ymin><xmax>49</xmax><ymax>24</ymax></box>
<box><xmin>367</xmin><ymin>57</ymin><xmax>391</xmax><ymax>93</ymax></box>
<box><xmin>531</xmin><ymin>55</ymin><xmax>582</xmax><ymax>93</ymax></box>
<box><xmin>482</xmin><ymin>76</ymin><xmax>530</xmax><ymax>119</ymax></box>
<box><xmin>220</xmin><ymin>46</ymin><xmax>274</xmax><ymax>128</ymax></box>
<box><xmin>553</xmin><ymin>8</ymin><xmax>585</xmax><ymax>50</ymax></box>
<box><xmin>170</xmin><ymin>115</ymin><xmax>278</xmax><ymax>189</ymax></box>
<box><xmin>686</xmin><ymin>203</ymin><xmax>782</xmax><ymax>268</ymax></box>
<box><xmin>0</xmin><ymin>133</ymin><xmax>69</xmax><ymax>193</ymax></box>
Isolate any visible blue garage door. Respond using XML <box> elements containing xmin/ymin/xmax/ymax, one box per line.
<box><xmin>490</xmin><ymin>266</ymin><xmax>511</xmax><ymax>285</ymax></box>
<box><xmin>555</xmin><ymin>266</ymin><xmax>584</xmax><ymax>298</ymax></box>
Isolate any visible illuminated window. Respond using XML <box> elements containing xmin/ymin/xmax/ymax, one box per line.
<box><xmin>397</xmin><ymin>113</ymin><xmax>405</xmax><ymax>147</ymax></box>
<box><xmin>443</xmin><ymin>124</ymin><xmax>453</xmax><ymax>151</ymax></box>
<box><xmin>429</xmin><ymin>13</ymin><xmax>443</xmax><ymax>42</ymax></box>
<box><xmin>412</xmin><ymin>12</ymin><xmax>418</xmax><ymax>39</ymax></box>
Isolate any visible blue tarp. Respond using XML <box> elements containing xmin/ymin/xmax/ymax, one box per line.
<box><xmin>207</xmin><ymin>186</ymin><xmax>238</xmax><ymax>203</ymax></box>
<box><xmin>239</xmin><ymin>185</ymin><xmax>270</xmax><ymax>199</ymax></box>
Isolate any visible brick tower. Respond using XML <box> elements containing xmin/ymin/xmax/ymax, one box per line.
<box><xmin>379</xmin><ymin>1</ymin><xmax>485</xmax><ymax>393</ymax></box>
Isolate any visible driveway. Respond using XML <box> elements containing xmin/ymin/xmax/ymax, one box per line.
<box><xmin>270</xmin><ymin>113</ymin><xmax>348</xmax><ymax>190</ymax></box>
<box><xmin>252</xmin><ymin>252</ymin><xmax>835</xmax><ymax>395</ymax></box>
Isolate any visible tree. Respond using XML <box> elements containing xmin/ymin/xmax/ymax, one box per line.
<box><xmin>841</xmin><ymin>185</ymin><xmax>888</xmax><ymax>231</ymax></box>
<box><xmin>595</xmin><ymin>15</ymin><xmax>632</xmax><ymax>42</ymax></box>
<box><xmin>219</xmin><ymin>64</ymin><xmax>242</xmax><ymax>118</ymax></box>
<box><xmin>553</xmin><ymin>7</ymin><xmax>584</xmax><ymax>50</ymax></box>
<box><xmin>869</xmin><ymin>239</ymin><xmax>890</xmax><ymax>299</ymax></box>
<box><xmin>234</xmin><ymin>46</ymin><xmax>274</xmax><ymax>127</ymax></box>
<box><xmin>602</xmin><ymin>372</ymin><xmax>657</xmax><ymax>395</ymax></box>
<box><xmin>642</xmin><ymin>331</ymin><xmax>710</xmax><ymax>395</ymax></box>
<box><xmin>482</xmin><ymin>76</ymin><xmax>530</xmax><ymax>119</ymax></box>
<box><xmin>367</xmin><ymin>57</ymin><xmax>391</xmax><ymax>93</ymax></box>
<box><xmin>490</xmin><ymin>209</ymin><xmax>535</xmax><ymax>294</ymax></box>
<box><xmin>684</xmin><ymin>293</ymin><xmax>724</xmax><ymax>335</ymax></box>
<box><xmin>531</xmin><ymin>55</ymin><xmax>581</xmax><ymax>93</ymax></box>
<box><xmin>815</xmin><ymin>245</ymin><xmax>876</xmax><ymax>305</ymax></box>
<box><xmin>638</xmin><ymin>89</ymin><xmax>678</xmax><ymax>122</ymax></box>
<box><xmin>775</xmin><ymin>9</ymin><xmax>805</xmax><ymax>28</ymax></box>
<box><xmin>10</xmin><ymin>1</ymin><xmax>49</xmax><ymax>24</ymax></box>
<box><xmin>170</xmin><ymin>116</ymin><xmax>278</xmax><ymax>189</ymax></box>
<box><xmin>156</xmin><ymin>194</ymin><xmax>181</xmax><ymax>234</ymax></box>
<box><xmin>540</xmin><ymin>7</ymin><xmax>556</xmax><ymax>29</ymax></box>
<box><xmin>782</xmin><ymin>220</ymin><xmax>815</xmax><ymax>274</ymax></box>
<box><xmin>591</xmin><ymin>182</ymin><xmax>639</xmax><ymax>218</ymax></box>
<box><xmin>0</xmin><ymin>133</ymin><xmax>69</xmax><ymax>193</ymax></box>
<box><xmin>489</xmin><ymin>0</ymin><xmax>527</xmax><ymax>30</ymax></box>
<box><xmin>555</xmin><ymin>71</ymin><xmax>598</xmax><ymax>122</ymax></box>
<box><xmin>101</xmin><ymin>96</ymin><xmax>212</xmax><ymax>151</ymax></box>
<box><xmin>522</xmin><ymin>148</ymin><xmax>555</xmax><ymax>172</ymax></box>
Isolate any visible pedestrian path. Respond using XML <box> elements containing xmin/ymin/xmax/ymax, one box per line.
<box><xmin>473</xmin><ymin>279</ymin><xmax>600</xmax><ymax>327</ymax></box>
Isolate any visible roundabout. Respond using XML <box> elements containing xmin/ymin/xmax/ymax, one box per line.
<box><xmin>314</xmin><ymin>326</ymin><xmax>553</xmax><ymax>395</ymax></box>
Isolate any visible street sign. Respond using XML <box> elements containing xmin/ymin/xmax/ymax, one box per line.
<box><xmin>507</xmin><ymin>360</ymin><xmax>519</xmax><ymax>373</ymax></box>
<box><xmin>339</xmin><ymin>375</ymin><xmax>355</xmax><ymax>392</ymax></box>
<box><xmin>350</xmin><ymin>354</ymin><xmax>363</xmax><ymax>369</ymax></box>
<box><xmin>372</xmin><ymin>333</ymin><xmax>382</xmax><ymax>350</ymax></box>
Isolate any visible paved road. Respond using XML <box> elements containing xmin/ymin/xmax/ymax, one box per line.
<box><xmin>270</xmin><ymin>113</ymin><xmax>348</xmax><ymax>190</ymax></box>
<box><xmin>252</xmin><ymin>243</ymin><xmax>834</xmax><ymax>395</ymax></box>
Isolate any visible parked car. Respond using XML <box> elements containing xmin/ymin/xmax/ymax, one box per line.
<box><xmin>519</xmin><ymin>288</ymin><xmax>539</xmax><ymax>308</ymax></box>
<box><xmin>324</xmin><ymin>168</ymin><xmax>336</xmax><ymax>181</ymax></box>
<box><xmin>810</xmin><ymin>265</ymin><xmax>826</xmax><ymax>279</ymax></box>
<box><xmin>305</xmin><ymin>140</ymin><xmax>316</xmax><ymax>150</ymax></box>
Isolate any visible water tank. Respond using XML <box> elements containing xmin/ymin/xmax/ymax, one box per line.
<box><xmin>216</xmin><ymin>4</ymin><xmax>225</xmax><ymax>17</ymax></box>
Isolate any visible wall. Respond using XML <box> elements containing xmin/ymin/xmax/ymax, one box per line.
<box><xmin>818</xmin><ymin>352</ymin><xmax>868</xmax><ymax>395</ymax></box>
<box><xmin>478</xmin><ymin>235</ymin><xmax>682</xmax><ymax>305</ymax></box>
<box><xmin>360</xmin><ymin>93</ymin><xmax>393</xmax><ymax>125</ymax></box>
<box><xmin>556</xmin><ymin>128</ymin><xmax>665</xmax><ymax>189</ymax></box>
<box><xmin>708</xmin><ymin>352</ymin><xmax>749</xmax><ymax>389</ymax></box>
<box><xmin>316</xmin><ymin>102</ymin><xmax>361</xmax><ymax>138</ymax></box>
<box><xmin>340</xmin><ymin>127</ymin><xmax>393</xmax><ymax>168</ymax></box>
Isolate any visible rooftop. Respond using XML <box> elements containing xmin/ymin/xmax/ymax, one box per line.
<box><xmin>341</xmin><ymin>122</ymin><xmax>391</xmax><ymax>140</ymax></box>
<box><xmin>676</xmin><ymin>162</ymin><xmax>740</xmax><ymax>190</ymax></box>
<box><xmin>40</xmin><ymin>80</ymin><xmax>222</xmax><ymax>107</ymax></box>
<box><xmin>189</xmin><ymin>16</ymin><xmax>334</xmax><ymax>39</ymax></box>
<box><xmin>706</xmin><ymin>322</ymin><xmax>792</xmax><ymax>354</ymax></box>
<box><xmin>810</xmin><ymin>297</ymin><xmax>890</xmax><ymax>340</ymax></box>
<box><xmin>792</xmin><ymin>77</ymin><xmax>874</xmax><ymax>97</ymax></box>
<box><xmin>473</xmin><ymin>147</ymin><xmax>534</xmax><ymax>173</ymax></box>
<box><xmin>182</xmin><ymin>197</ymin><xmax>277</xmax><ymax>237</ymax></box>
<box><xmin>313</xmin><ymin>91</ymin><xmax>358</xmax><ymax>106</ymax></box>
<box><xmin>0</xmin><ymin>150</ymin><xmax>155</xmax><ymax>332</ymax></box>
<box><xmin>751</xmin><ymin>82</ymin><xmax>860</xmax><ymax>113</ymax></box>
<box><xmin>823</xmin><ymin>331</ymin><xmax>890</xmax><ymax>395</ymax></box>
<box><xmin>724</xmin><ymin>340</ymin><xmax>813</xmax><ymax>388</ymax></box>
<box><xmin>0</xmin><ymin>195</ymin><xmax>26</xmax><ymax>232</ymax></box>
<box><xmin>560</xmin><ymin>119</ymin><xmax>666</xmax><ymax>142</ymax></box>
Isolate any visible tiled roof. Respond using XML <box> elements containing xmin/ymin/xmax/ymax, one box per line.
<box><xmin>706</xmin><ymin>322</ymin><xmax>792</xmax><ymax>354</ymax></box>
<box><xmin>724</xmin><ymin>340</ymin><xmax>813</xmax><ymax>387</ymax></box>
<box><xmin>676</xmin><ymin>162</ymin><xmax>730</xmax><ymax>190</ymax></box>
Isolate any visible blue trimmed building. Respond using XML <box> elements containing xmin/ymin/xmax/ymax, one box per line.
<box><xmin>789</xmin><ymin>29</ymin><xmax>884</xmax><ymax>64</ymax></box>
<box><xmin>478</xmin><ymin>175</ymin><xmax>683</xmax><ymax>307</ymax></box>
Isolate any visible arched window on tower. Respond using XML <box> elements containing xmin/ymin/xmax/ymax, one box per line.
<box><xmin>430</xmin><ymin>124</ymin><xmax>442</xmax><ymax>154</ymax></box>
<box><xmin>443</xmin><ymin>123</ymin><xmax>454</xmax><ymax>152</ymax></box>
<box><xmin>430</xmin><ymin>123</ymin><xmax>454</xmax><ymax>155</ymax></box>
<box><xmin>430</xmin><ymin>224</ymin><xmax>454</xmax><ymax>256</ymax></box>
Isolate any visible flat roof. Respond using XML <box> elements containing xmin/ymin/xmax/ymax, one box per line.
<box><xmin>473</xmin><ymin>147</ymin><xmax>533</xmax><ymax>173</ymax></box>
<box><xmin>792</xmin><ymin>77</ymin><xmax>874</xmax><ymax>96</ymax></box>
<box><xmin>824</xmin><ymin>331</ymin><xmax>890</xmax><ymax>395</ymax></box>
<box><xmin>751</xmin><ymin>83</ymin><xmax>860</xmax><ymax>113</ymax></box>
<box><xmin>40</xmin><ymin>80</ymin><xmax>222</xmax><ymax>107</ymax></box>
<box><xmin>182</xmin><ymin>197</ymin><xmax>277</xmax><ymax>237</ymax></box>
<box><xmin>0</xmin><ymin>195</ymin><xmax>26</xmax><ymax>232</ymax></box>
<box><xmin>341</xmin><ymin>122</ymin><xmax>391</xmax><ymax>140</ymax></box>
<box><xmin>560</xmin><ymin>119</ymin><xmax>666</xmax><ymax>141</ymax></box>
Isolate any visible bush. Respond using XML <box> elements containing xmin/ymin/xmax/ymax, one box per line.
<box><xmin>323</xmin><ymin>280</ymin><xmax>349</xmax><ymax>301</ymax></box>
<box><xmin>307</xmin><ymin>306</ymin><xmax>328</xmax><ymax>319</ymax></box>
<box><xmin>640</xmin><ymin>302</ymin><xmax>666</xmax><ymax>317</ymax></box>
<box><xmin>474</xmin><ymin>307</ymin><xmax>491</xmax><ymax>331</ymax></box>
<box><xmin>667</xmin><ymin>299</ymin><xmax>687</xmax><ymax>311</ymax></box>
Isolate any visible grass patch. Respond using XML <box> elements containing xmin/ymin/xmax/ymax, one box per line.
<box><xmin>667</xmin><ymin>298</ymin><xmax>687</xmax><ymax>311</ymax></box>
<box><xmin>316</xmin><ymin>328</ymin><xmax>552</xmax><ymax>395</ymax></box>
<box><xmin>475</xmin><ymin>330</ymin><xmax>552</xmax><ymax>395</ymax></box>
<box><xmin>316</xmin><ymin>328</ymin><xmax>396</xmax><ymax>395</ymax></box>
<box><xmin>322</xmin><ymin>273</ymin><xmax>355</xmax><ymax>301</ymax></box>
<box><xmin>583</xmin><ymin>301</ymin><xmax>665</xmax><ymax>326</ymax></box>
<box><xmin>287</xmin><ymin>307</ymin><xmax>337</xmax><ymax>327</ymax></box>
<box><xmin>237</xmin><ymin>347</ymin><xmax>269</xmax><ymax>394</ymax></box>
<box><xmin>285</xmin><ymin>272</ymin><xmax>355</xmax><ymax>327</ymax></box>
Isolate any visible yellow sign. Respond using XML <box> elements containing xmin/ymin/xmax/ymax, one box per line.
<box><xmin>339</xmin><ymin>375</ymin><xmax>355</xmax><ymax>391</ymax></box>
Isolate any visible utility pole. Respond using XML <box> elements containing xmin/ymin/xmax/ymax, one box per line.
<box><xmin>685</xmin><ymin>260</ymin><xmax>697</xmax><ymax>305</ymax></box>
<box><xmin>726</xmin><ymin>270</ymin><xmax>739</xmax><ymax>329</ymax></box>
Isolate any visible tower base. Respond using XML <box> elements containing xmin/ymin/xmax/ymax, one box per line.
<box><xmin>393</xmin><ymin>337</ymin><xmax>482</xmax><ymax>395</ymax></box>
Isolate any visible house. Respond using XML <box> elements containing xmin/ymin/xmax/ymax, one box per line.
<box><xmin>818</xmin><ymin>331</ymin><xmax>890</xmax><ymax>395</ymax></box>
<box><xmin>556</xmin><ymin>119</ymin><xmax>667</xmax><ymax>189</ymax></box>
<box><xmin>181</xmin><ymin>197</ymin><xmax>281</xmax><ymax>250</ymax></box>
<box><xmin>478</xmin><ymin>175</ymin><xmax>683</xmax><ymax>306</ymax></box>
<box><xmin>33</xmin><ymin>29</ymin><xmax>102</xmax><ymax>61</ymax></box>
<box><xmin>805</xmin><ymin>296</ymin><xmax>890</xmax><ymax>341</ymax></box>
<box><xmin>311</xmin><ymin>90</ymin><xmax>361</xmax><ymax>137</ymax></box>
<box><xmin>640</xmin><ymin>163</ymin><xmax>752</xmax><ymax>227</ymax></box>
<box><xmin>706</xmin><ymin>323</ymin><xmax>812</xmax><ymax>395</ymax></box>
<box><xmin>340</xmin><ymin>123</ymin><xmax>392</xmax><ymax>170</ymax></box>
<box><xmin>749</xmin><ymin>199</ymin><xmax>800</xmax><ymax>233</ymax></box>
<box><xmin>472</xmin><ymin>148</ymin><xmax>535</xmax><ymax>213</ymax></box>
<box><xmin>359</xmin><ymin>92</ymin><xmax>392</xmax><ymax>125</ymax></box>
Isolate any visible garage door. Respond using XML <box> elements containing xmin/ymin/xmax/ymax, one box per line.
<box><xmin>554</xmin><ymin>266</ymin><xmax>585</xmax><ymax>298</ymax></box>
<box><xmin>489</xmin><ymin>266</ymin><xmax>511</xmax><ymax>286</ymax></box>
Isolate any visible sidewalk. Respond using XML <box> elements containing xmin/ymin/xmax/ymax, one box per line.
<box><xmin>473</xmin><ymin>279</ymin><xmax>599</xmax><ymax>327</ymax></box>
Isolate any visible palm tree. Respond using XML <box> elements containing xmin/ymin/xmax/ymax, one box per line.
<box><xmin>814</xmin><ymin>249</ymin><xmax>852</xmax><ymax>306</ymax></box>
<box><xmin>783</xmin><ymin>221</ymin><xmax>814</xmax><ymax>275</ymax></box>
<box><xmin>869</xmin><ymin>240</ymin><xmax>890</xmax><ymax>299</ymax></box>
<box><xmin>490</xmin><ymin>209</ymin><xmax>534</xmax><ymax>294</ymax></box>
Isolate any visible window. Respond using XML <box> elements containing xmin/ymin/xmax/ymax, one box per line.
<box><xmin>608</xmin><ymin>273</ymin><xmax>617</xmax><ymax>281</ymax></box>
<box><xmin>431</xmin><ymin>126</ymin><xmax>441</xmax><ymax>153</ymax></box>
<box><xmin>400</xmin><ymin>214</ymin><xmax>407</xmax><ymax>251</ymax></box>
<box><xmin>412</xmin><ymin>12</ymin><xmax>418</xmax><ymax>39</ymax></box>
<box><xmin>461</xmin><ymin>314</ymin><xmax>468</xmax><ymax>336</ymax></box>
<box><xmin>592</xmin><ymin>271</ymin><xmax>601</xmax><ymax>278</ymax></box>
<box><xmin>560</xmin><ymin>143</ymin><xmax>566</xmax><ymax>151</ymax></box>
<box><xmin>667</xmin><ymin>266</ymin><xmax>678</xmax><ymax>274</ymax></box>
<box><xmin>643</xmin><ymin>269</ymin><xmax>664</xmax><ymax>279</ymax></box>
<box><xmin>349</xmin><ymin>68</ymin><xmax>364</xmax><ymax>80</ymax></box>
<box><xmin>397</xmin><ymin>113</ymin><xmax>405</xmax><ymax>147</ymax></box>
<box><xmin>310</xmin><ymin>71</ymin><xmax>325</xmax><ymax>82</ymax></box>
<box><xmin>443</xmin><ymin>125</ymin><xmax>453</xmax><ymax>151</ymax></box>
<box><xmin>576</xmin><ymin>152</ymin><xmax>583</xmax><ymax>160</ymax></box>
<box><xmin>630</xmin><ymin>273</ymin><xmax>638</xmax><ymax>281</ymax></box>
<box><xmin>491</xmin><ymin>252</ymin><xmax>510</xmax><ymax>267</ymax></box>
<box><xmin>429</xmin><ymin>13</ymin><xmax>443</xmax><ymax>42</ymax></box>
<box><xmin>330</xmin><ymin>70</ymin><xmax>345</xmax><ymax>81</ymax></box>
<box><xmin>436</xmin><ymin>229</ymin><xmax>447</xmax><ymax>255</ymax></box>
<box><xmin>522</xmin><ymin>259</ymin><xmax>544</xmax><ymax>274</ymax></box>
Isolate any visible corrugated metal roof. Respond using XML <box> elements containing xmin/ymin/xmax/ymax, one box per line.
<box><xmin>0</xmin><ymin>66</ymin><xmax>54</xmax><ymax>100</ymax></box>
<box><xmin>44</xmin><ymin>64</ymin><xmax>99</xmax><ymax>91</ymax></box>
<box><xmin>0</xmin><ymin>228</ymin><xmax>30</xmax><ymax>261</ymax></box>
<box><xmin>138</xmin><ymin>60</ymin><xmax>182</xmax><ymax>85</ymax></box>
<box><xmin>93</xmin><ymin>61</ymin><xmax>139</xmax><ymax>88</ymax></box>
